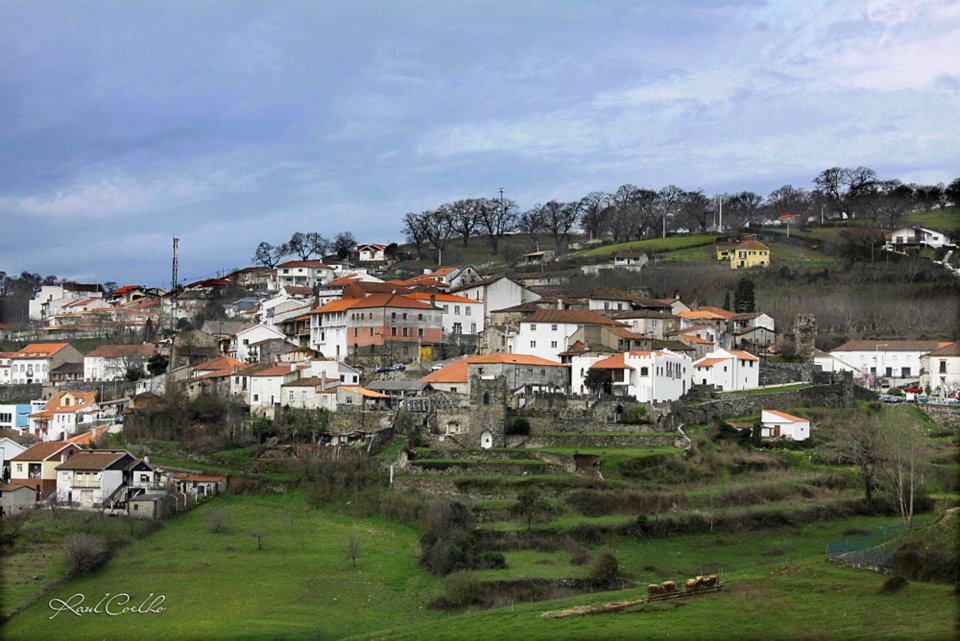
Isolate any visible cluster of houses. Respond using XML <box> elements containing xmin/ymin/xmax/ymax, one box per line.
<box><xmin>0</xmin><ymin>437</ymin><xmax>225</xmax><ymax>519</ymax></box>
<box><xmin>815</xmin><ymin>339</ymin><xmax>960</xmax><ymax>394</ymax></box>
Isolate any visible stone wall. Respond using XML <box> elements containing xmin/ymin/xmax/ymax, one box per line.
<box><xmin>918</xmin><ymin>404</ymin><xmax>960</xmax><ymax>430</ymax></box>
<box><xmin>0</xmin><ymin>383</ymin><xmax>43</xmax><ymax>402</ymax></box>
<box><xmin>758</xmin><ymin>361</ymin><xmax>823</xmax><ymax>386</ymax></box>
<box><xmin>667</xmin><ymin>379</ymin><xmax>874</xmax><ymax>427</ymax></box>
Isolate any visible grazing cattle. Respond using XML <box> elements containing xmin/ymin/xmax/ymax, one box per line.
<box><xmin>647</xmin><ymin>584</ymin><xmax>664</xmax><ymax>597</ymax></box>
<box><xmin>685</xmin><ymin>578</ymin><xmax>699</xmax><ymax>591</ymax></box>
<box><xmin>703</xmin><ymin>575</ymin><xmax>718</xmax><ymax>587</ymax></box>
<box><xmin>661</xmin><ymin>580</ymin><xmax>677</xmax><ymax>593</ymax></box>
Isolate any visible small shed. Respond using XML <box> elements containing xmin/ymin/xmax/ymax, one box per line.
<box><xmin>128</xmin><ymin>493</ymin><xmax>177</xmax><ymax>520</ymax></box>
<box><xmin>0</xmin><ymin>483</ymin><xmax>37</xmax><ymax>517</ymax></box>
<box><xmin>760</xmin><ymin>410</ymin><xmax>810</xmax><ymax>441</ymax></box>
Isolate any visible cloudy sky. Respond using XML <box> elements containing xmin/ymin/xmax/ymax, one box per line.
<box><xmin>1</xmin><ymin>0</ymin><xmax>958</xmax><ymax>285</ymax></box>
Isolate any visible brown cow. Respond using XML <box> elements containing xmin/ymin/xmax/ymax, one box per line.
<box><xmin>703</xmin><ymin>575</ymin><xmax>718</xmax><ymax>587</ymax></box>
<box><xmin>647</xmin><ymin>584</ymin><xmax>664</xmax><ymax>597</ymax></box>
<box><xmin>685</xmin><ymin>578</ymin><xmax>699</xmax><ymax>591</ymax></box>
<box><xmin>661</xmin><ymin>580</ymin><xmax>677</xmax><ymax>593</ymax></box>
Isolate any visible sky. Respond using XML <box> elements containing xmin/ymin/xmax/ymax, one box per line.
<box><xmin>1</xmin><ymin>0</ymin><xmax>958</xmax><ymax>286</ymax></box>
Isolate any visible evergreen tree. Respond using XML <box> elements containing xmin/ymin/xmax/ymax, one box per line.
<box><xmin>723</xmin><ymin>290</ymin><xmax>732</xmax><ymax>311</ymax></box>
<box><xmin>733</xmin><ymin>278</ymin><xmax>756</xmax><ymax>313</ymax></box>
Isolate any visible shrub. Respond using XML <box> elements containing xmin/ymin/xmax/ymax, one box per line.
<box><xmin>438</xmin><ymin>571</ymin><xmax>482</xmax><ymax>609</ymax></box>
<box><xmin>886</xmin><ymin>387</ymin><xmax>904</xmax><ymax>396</ymax></box>
<box><xmin>207</xmin><ymin>509</ymin><xmax>229</xmax><ymax>534</ymax></box>
<box><xmin>506</xmin><ymin>418</ymin><xmax>530</xmax><ymax>436</ymax></box>
<box><xmin>476</xmin><ymin>551</ymin><xmax>506</xmax><ymax>569</ymax></box>
<box><xmin>623</xmin><ymin>405</ymin><xmax>648</xmax><ymax>425</ymax></box>
<box><xmin>64</xmin><ymin>533</ymin><xmax>111</xmax><ymax>576</ymax></box>
<box><xmin>589</xmin><ymin>551</ymin><xmax>620</xmax><ymax>587</ymax></box>
<box><xmin>879</xmin><ymin>575</ymin><xmax>909</xmax><ymax>594</ymax></box>
<box><xmin>418</xmin><ymin>502</ymin><xmax>479</xmax><ymax>576</ymax></box>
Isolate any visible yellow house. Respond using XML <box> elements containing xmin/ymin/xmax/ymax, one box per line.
<box><xmin>715</xmin><ymin>242</ymin><xmax>736</xmax><ymax>262</ymax></box>
<box><xmin>8</xmin><ymin>441</ymin><xmax>82</xmax><ymax>499</ymax></box>
<box><xmin>730</xmin><ymin>240</ymin><xmax>771</xmax><ymax>270</ymax></box>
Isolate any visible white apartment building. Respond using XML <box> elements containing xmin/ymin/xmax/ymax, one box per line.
<box><xmin>573</xmin><ymin>349</ymin><xmax>692</xmax><ymax>402</ymax></box>
<box><xmin>829</xmin><ymin>339</ymin><xmax>947</xmax><ymax>385</ymax></box>
<box><xmin>515</xmin><ymin>309</ymin><xmax>623</xmax><ymax>361</ymax></box>
<box><xmin>692</xmin><ymin>348</ymin><xmax>760</xmax><ymax>391</ymax></box>
<box><xmin>406</xmin><ymin>292</ymin><xmax>484</xmax><ymax>336</ymax></box>
<box><xmin>274</xmin><ymin>260</ymin><xmax>335</xmax><ymax>291</ymax></box>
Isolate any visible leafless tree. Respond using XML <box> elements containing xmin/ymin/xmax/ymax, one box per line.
<box><xmin>476</xmin><ymin>196</ymin><xmax>518</xmax><ymax>252</ymax></box>
<box><xmin>767</xmin><ymin>185</ymin><xmax>811</xmax><ymax>220</ymax></box>
<box><xmin>402</xmin><ymin>212</ymin><xmax>430</xmax><ymax>259</ymax></box>
<box><xmin>823</xmin><ymin>412</ymin><xmax>887</xmax><ymax>506</ymax></box>
<box><xmin>517</xmin><ymin>207</ymin><xmax>545</xmax><ymax>245</ymax></box>
<box><xmin>253</xmin><ymin>242</ymin><xmax>289</xmax><ymax>268</ymax></box>
<box><xmin>678</xmin><ymin>190</ymin><xmax>712</xmax><ymax>233</ymax></box>
<box><xmin>723</xmin><ymin>191</ymin><xmax>764</xmax><ymax>230</ymax></box>
<box><xmin>656</xmin><ymin>185</ymin><xmax>685</xmax><ymax>237</ymax></box>
<box><xmin>536</xmin><ymin>200</ymin><xmax>579</xmax><ymax>250</ymax></box>
<box><xmin>578</xmin><ymin>191</ymin><xmax>612</xmax><ymax>240</ymax></box>
<box><xmin>421</xmin><ymin>207</ymin><xmax>455</xmax><ymax>257</ymax></box>
<box><xmin>448</xmin><ymin>199</ymin><xmax>483</xmax><ymax>247</ymax></box>
<box><xmin>813</xmin><ymin>166</ymin><xmax>877</xmax><ymax>217</ymax></box>
<box><xmin>207</xmin><ymin>509</ymin><xmax>229</xmax><ymax>534</ymax></box>
<box><xmin>306</xmin><ymin>232</ymin><xmax>330</xmax><ymax>258</ymax></box>
<box><xmin>880</xmin><ymin>421</ymin><xmax>929</xmax><ymax>529</ymax></box>
<box><xmin>287</xmin><ymin>232</ymin><xmax>312</xmax><ymax>260</ymax></box>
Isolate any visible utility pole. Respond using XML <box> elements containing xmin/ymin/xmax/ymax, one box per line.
<box><xmin>171</xmin><ymin>235</ymin><xmax>180</xmax><ymax>332</ymax></box>
<box><xmin>718</xmin><ymin>196</ymin><xmax>723</xmax><ymax>233</ymax></box>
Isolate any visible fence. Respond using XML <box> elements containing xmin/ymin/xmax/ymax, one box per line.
<box><xmin>825</xmin><ymin>524</ymin><xmax>904</xmax><ymax>572</ymax></box>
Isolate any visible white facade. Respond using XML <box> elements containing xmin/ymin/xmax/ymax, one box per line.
<box><xmin>692</xmin><ymin>349</ymin><xmax>760</xmax><ymax>391</ymax></box>
<box><xmin>248</xmin><ymin>366</ymin><xmax>303</xmax><ymax>411</ymax></box>
<box><xmin>29</xmin><ymin>284</ymin><xmax>104</xmax><ymax>320</ymax></box>
<box><xmin>575</xmin><ymin>350</ymin><xmax>691</xmax><ymax>402</ymax></box>
<box><xmin>515</xmin><ymin>320</ymin><xmax>584</xmax><ymax>361</ymax></box>
<box><xmin>275</xmin><ymin>261</ymin><xmax>335</xmax><ymax>290</ymax></box>
<box><xmin>761</xmin><ymin>410</ymin><xmax>810</xmax><ymax>441</ymax></box>
<box><xmin>0</xmin><ymin>436</ymin><xmax>26</xmax><ymax>474</ymax></box>
<box><xmin>408</xmin><ymin>293</ymin><xmax>484</xmax><ymax>336</ymax></box>
<box><xmin>357</xmin><ymin>245</ymin><xmax>386</xmax><ymax>262</ymax></box>
<box><xmin>920</xmin><ymin>349</ymin><xmax>960</xmax><ymax>395</ymax></box>
<box><xmin>828</xmin><ymin>343</ymin><xmax>939</xmax><ymax>384</ymax></box>
<box><xmin>886</xmin><ymin>226</ymin><xmax>952</xmax><ymax>249</ymax></box>
<box><xmin>56</xmin><ymin>467</ymin><xmax>125</xmax><ymax>506</ymax></box>
<box><xmin>230</xmin><ymin>325</ymin><xmax>290</xmax><ymax>362</ymax></box>
<box><xmin>309</xmin><ymin>305</ymin><xmax>352</xmax><ymax>361</ymax></box>
<box><xmin>452</xmin><ymin>277</ymin><xmax>541</xmax><ymax>321</ymax></box>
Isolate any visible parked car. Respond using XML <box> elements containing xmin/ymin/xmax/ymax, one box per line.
<box><xmin>390</xmin><ymin>363</ymin><xmax>406</xmax><ymax>372</ymax></box>
<box><xmin>374</xmin><ymin>366</ymin><xmax>393</xmax><ymax>374</ymax></box>
<box><xmin>901</xmin><ymin>386</ymin><xmax>923</xmax><ymax>394</ymax></box>
<box><xmin>879</xmin><ymin>395</ymin><xmax>904</xmax><ymax>403</ymax></box>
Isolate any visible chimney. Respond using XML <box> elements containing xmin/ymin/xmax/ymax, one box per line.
<box><xmin>430</xmin><ymin>294</ymin><xmax>437</xmax><ymax>308</ymax></box>
<box><xmin>556</xmin><ymin>298</ymin><xmax>563</xmax><ymax>310</ymax></box>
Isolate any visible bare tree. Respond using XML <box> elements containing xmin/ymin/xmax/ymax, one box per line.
<box><xmin>448</xmin><ymin>199</ymin><xmax>482</xmax><ymax>247</ymax></box>
<box><xmin>823</xmin><ymin>412</ymin><xmax>887</xmax><ymax>506</ymax></box>
<box><xmin>813</xmin><ymin>166</ymin><xmax>877</xmax><ymax>217</ymax></box>
<box><xmin>421</xmin><ymin>207</ymin><xmax>455</xmax><ymax>258</ymax></box>
<box><xmin>880</xmin><ymin>421</ymin><xmax>929</xmax><ymax>529</ymax></box>
<box><xmin>517</xmin><ymin>207</ymin><xmax>545</xmax><ymax>247</ymax></box>
<box><xmin>402</xmin><ymin>212</ymin><xmax>429</xmax><ymax>259</ymax></box>
<box><xmin>287</xmin><ymin>232</ymin><xmax>312</xmax><ymax>260</ymax></box>
<box><xmin>334</xmin><ymin>232</ymin><xmax>356</xmax><ymax>259</ymax></box>
<box><xmin>578</xmin><ymin>192</ymin><xmax>612</xmax><ymax>240</ymax></box>
<box><xmin>656</xmin><ymin>185</ymin><xmax>685</xmax><ymax>237</ymax></box>
<box><xmin>678</xmin><ymin>190</ymin><xmax>711</xmax><ymax>233</ymax></box>
<box><xmin>306</xmin><ymin>232</ymin><xmax>330</xmax><ymax>259</ymax></box>
<box><xmin>724</xmin><ymin>191</ymin><xmax>764</xmax><ymax>230</ymax></box>
<box><xmin>253</xmin><ymin>242</ymin><xmax>288</xmax><ymax>268</ymax></box>
<box><xmin>476</xmin><ymin>196</ymin><xmax>518</xmax><ymax>252</ymax></box>
<box><xmin>537</xmin><ymin>200</ymin><xmax>579</xmax><ymax>250</ymax></box>
<box><xmin>207</xmin><ymin>509</ymin><xmax>229</xmax><ymax>534</ymax></box>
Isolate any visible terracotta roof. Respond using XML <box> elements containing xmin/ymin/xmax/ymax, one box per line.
<box><xmin>609</xmin><ymin>326</ymin><xmax>649</xmax><ymax>340</ymax></box>
<box><xmin>179</xmin><ymin>474</ymin><xmax>226</xmax><ymax>482</ymax></box>
<box><xmin>737</xmin><ymin>240</ymin><xmax>770</xmax><ymax>250</ymax></box>
<box><xmin>283</xmin><ymin>286</ymin><xmax>315</xmax><ymax>297</ymax></box>
<box><xmin>388</xmin><ymin>275</ymin><xmax>447</xmax><ymax>288</ymax></box>
<box><xmin>277</xmin><ymin>260</ymin><xmax>331</xmax><ymax>269</ymax></box>
<box><xmin>31</xmin><ymin>391</ymin><xmax>98</xmax><ymax>418</ymax></box>
<box><xmin>326</xmin><ymin>275</ymin><xmax>359</xmax><ymax>286</ymax></box>
<box><xmin>64</xmin><ymin>427</ymin><xmax>109</xmax><ymax>447</ymax></box>
<box><xmin>694</xmin><ymin>357</ymin><xmax>726</xmax><ymax>368</ymax></box>
<box><xmin>926</xmin><ymin>342</ymin><xmax>960</xmax><ymax>356</ymax></box>
<box><xmin>282</xmin><ymin>377</ymin><xmax>338</xmax><ymax>387</ymax></box>
<box><xmin>406</xmin><ymin>291</ymin><xmax>481</xmax><ymax>304</ymax></box>
<box><xmin>56</xmin><ymin>450</ymin><xmax>129</xmax><ymax>471</ymax></box>
<box><xmin>338</xmin><ymin>385</ymin><xmax>388</xmax><ymax>399</ymax></box>
<box><xmin>185</xmin><ymin>278</ymin><xmax>233</xmax><ymax>289</ymax></box>
<box><xmin>86</xmin><ymin>343</ymin><xmax>157</xmax><ymax>358</ymax></box>
<box><xmin>679</xmin><ymin>308</ymin><xmax>735</xmax><ymax>321</ymax></box>
<box><xmin>112</xmin><ymin>285</ymin><xmax>143</xmax><ymax>295</ymax></box>
<box><xmin>250</xmin><ymin>365</ymin><xmax>302</xmax><ymax>377</ymax></box>
<box><xmin>430</xmin><ymin>267</ymin><xmax>456</xmax><ymax>276</ymax></box>
<box><xmin>831</xmin><ymin>340</ymin><xmax>947</xmax><ymax>352</ymax></box>
<box><xmin>681</xmin><ymin>335</ymin><xmax>713</xmax><ymax>345</ymax></box>
<box><xmin>421</xmin><ymin>360</ymin><xmax>470</xmax><ymax>384</ymax></box>
<box><xmin>591</xmin><ymin>353</ymin><xmax>633</xmax><ymax>370</ymax></box>
<box><xmin>12</xmin><ymin>342</ymin><xmax>69</xmax><ymax>358</ymax></box>
<box><xmin>193</xmin><ymin>355</ymin><xmax>244</xmax><ymax>377</ymax></box>
<box><xmin>0</xmin><ymin>483</ymin><xmax>37</xmax><ymax>493</ymax></box>
<box><xmin>10</xmin><ymin>441</ymin><xmax>79</xmax><ymax>462</ymax></box>
<box><xmin>614</xmin><ymin>310</ymin><xmax>675</xmax><ymax>320</ymax></box>
<box><xmin>764</xmin><ymin>409</ymin><xmax>808</xmax><ymax>423</ymax></box>
<box><xmin>525</xmin><ymin>309</ymin><xmax>622</xmax><ymax>326</ymax></box>
<box><xmin>348</xmin><ymin>293</ymin><xmax>433</xmax><ymax>310</ymax></box>
<box><xmin>310</xmin><ymin>298</ymin><xmax>362</xmax><ymax>314</ymax></box>
<box><xmin>422</xmin><ymin>353</ymin><xmax>566</xmax><ymax>384</ymax></box>
<box><xmin>729</xmin><ymin>350</ymin><xmax>759</xmax><ymax>361</ymax></box>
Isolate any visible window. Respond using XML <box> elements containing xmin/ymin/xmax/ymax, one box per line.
<box><xmin>418</xmin><ymin>313</ymin><xmax>423</xmax><ymax>320</ymax></box>
<box><xmin>551</xmin><ymin>324</ymin><xmax>558</xmax><ymax>331</ymax></box>
<box><xmin>885</xmin><ymin>367</ymin><xmax>893</xmax><ymax>377</ymax></box>
<box><xmin>418</xmin><ymin>328</ymin><xmax>424</xmax><ymax>337</ymax></box>
<box><xmin>253</xmin><ymin>394</ymin><xmax>259</xmax><ymax>402</ymax></box>
<box><xmin>402</xmin><ymin>327</ymin><xmax>409</xmax><ymax>336</ymax></box>
<box><xmin>369</xmin><ymin>328</ymin><xmax>374</xmax><ymax>336</ymax></box>
<box><xmin>470</xmin><ymin>323</ymin><xmax>476</xmax><ymax>333</ymax></box>
<box><xmin>354</xmin><ymin>328</ymin><xmax>359</xmax><ymax>336</ymax></box>
<box><xmin>640</xmin><ymin>367</ymin><xmax>649</xmax><ymax>376</ymax></box>
<box><xmin>530</xmin><ymin>341</ymin><xmax>536</xmax><ymax>348</ymax></box>
<box><xmin>465</xmin><ymin>307</ymin><xmax>471</xmax><ymax>316</ymax></box>
<box><xmin>391</xmin><ymin>327</ymin><xmax>398</xmax><ymax>336</ymax></box>
<box><xmin>940</xmin><ymin>360</ymin><xmax>947</xmax><ymax>374</ymax></box>
<box><xmin>454</xmin><ymin>305</ymin><xmax>460</xmax><ymax>314</ymax></box>
<box><xmin>550</xmin><ymin>341</ymin><xmax>557</xmax><ymax>348</ymax></box>
<box><xmin>530</xmin><ymin>324</ymin><xmax>536</xmax><ymax>331</ymax></box>
<box><xmin>442</xmin><ymin>305</ymin><xmax>448</xmax><ymax>314</ymax></box>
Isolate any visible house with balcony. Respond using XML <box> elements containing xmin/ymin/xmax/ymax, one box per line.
<box><xmin>274</xmin><ymin>260</ymin><xmax>335</xmax><ymax>291</ymax></box>
<box><xmin>572</xmin><ymin>349</ymin><xmax>691</xmax><ymax>401</ymax></box>
<box><xmin>692</xmin><ymin>348</ymin><xmax>760</xmax><ymax>391</ymax></box>
<box><xmin>884</xmin><ymin>225</ymin><xmax>953</xmax><ymax>252</ymax></box>
<box><xmin>8</xmin><ymin>441</ymin><xmax>82</xmax><ymax>499</ymax></box>
<box><xmin>55</xmin><ymin>449</ymin><xmax>157</xmax><ymax>509</ymax></box>
<box><xmin>9</xmin><ymin>342</ymin><xmax>84</xmax><ymax>384</ymax></box>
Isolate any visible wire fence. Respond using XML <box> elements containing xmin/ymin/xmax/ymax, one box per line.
<box><xmin>825</xmin><ymin>524</ymin><xmax>904</xmax><ymax>571</ymax></box>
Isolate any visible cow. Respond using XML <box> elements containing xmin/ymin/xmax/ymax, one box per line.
<box><xmin>661</xmin><ymin>580</ymin><xmax>677</xmax><ymax>593</ymax></box>
<box><xmin>685</xmin><ymin>578</ymin><xmax>699</xmax><ymax>591</ymax></box>
<box><xmin>647</xmin><ymin>584</ymin><xmax>664</xmax><ymax>597</ymax></box>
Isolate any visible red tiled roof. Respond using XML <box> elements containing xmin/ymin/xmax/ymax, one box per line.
<box><xmin>10</xmin><ymin>441</ymin><xmax>79</xmax><ymax>462</ymax></box>
<box><xmin>764</xmin><ymin>409</ymin><xmax>808</xmax><ymax>423</ymax></box>
<box><xmin>12</xmin><ymin>342</ymin><xmax>70</xmax><ymax>358</ymax></box>
<box><xmin>832</xmin><ymin>339</ymin><xmax>948</xmax><ymax>352</ymax></box>
<box><xmin>738</xmin><ymin>240</ymin><xmax>770</xmax><ymax>250</ymax></box>
<box><xmin>86</xmin><ymin>343</ymin><xmax>156</xmax><ymax>358</ymax></box>
<box><xmin>525</xmin><ymin>309</ymin><xmax>623</xmax><ymax>326</ymax></box>
<box><xmin>694</xmin><ymin>357</ymin><xmax>726</xmax><ymax>368</ymax></box>
<box><xmin>277</xmin><ymin>260</ymin><xmax>331</xmax><ymax>269</ymax></box>
<box><xmin>591</xmin><ymin>353</ymin><xmax>632</xmax><ymax>370</ymax></box>
<box><xmin>406</xmin><ymin>291</ymin><xmax>481</xmax><ymax>304</ymax></box>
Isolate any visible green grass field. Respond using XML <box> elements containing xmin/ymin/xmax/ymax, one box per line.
<box><xmin>574</xmin><ymin>234</ymin><xmax>720</xmax><ymax>258</ymax></box>
<box><xmin>904</xmin><ymin>206</ymin><xmax>960</xmax><ymax>234</ymax></box>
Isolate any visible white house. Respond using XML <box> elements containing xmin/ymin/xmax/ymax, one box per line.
<box><xmin>692</xmin><ymin>348</ymin><xmax>760</xmax><ymax>391</ymax></box>
<box><xmin>9</xmin><ymin>343</ymin><xmax>84</xmax><ymax>384</ymax></box>
<box><xmin>450</xmin><ymin>275</ymin><xmax>541</xmax><ymax>322</ymax></box>
<box><xmin>29</xmin><ymin>390</ymin><xmax>99</xmax><ymax>441</ymax></box>
<box><xmin>248</xmin><ymin>364</ymin><xmax>306</xmax><ymax>414</ymax></box>
<box><xmin>761</xmin><ymin>410</ymin><xmax>811</xmax><ymax>441</ymax></box>
<box><xmin>920</xmin><ymin>342</ymin><xmax>960</xmax><ymax>396</ymax></box>
<box><xmin>574</xmin><ymin>349</ymin><xmax>692</xmax><ymax>402</ymax></box>
<box><xmin>0</xmin><ymin>436</ymin><xmax>27</xmax><ymax>478</ymax></box>
<box><xmin>280</xmin><ymin>377</ymin><xmax>340</xmax><ymax>411</ymax></box>
<box><xmin>230</xmin><ymin>324</ymin><xmax>291</xmax><ymax>362</ymax></box>
<box><xmin>28</xmin><ymin>283</ymin><xmax>103</xmax><ymax>320</ymax></box>
<box><xmin>828</xmin><ymin>339</ymin><xmax>947</xmax><ymax>385</ymax></box>
<box><xmin>356</xmin><ymin>244</ymin><xmax>387</xmax><ymax>262</ymax></box>
<box><xmin>55</xmin><ymin>450</ymin><xmax>138</xmax><ymax>507</ymax></box>
<box><xmin>274</xmin><ymin>260</ymin><xmax>335</xmax><ymax>291</ymax></box>
<box><xmin>515</xmin><ymin>309</ymin><xmax>624</xmax><ymax>361</ymax></box>
<box><xmin>83</xmin><ymin>343</ymin><xmax>157</xmax><ymax>381</ymax></box>
<box><xmin>885</xmin><ymin>226</ymin><xmax>953</xmax><ymax>250</ymax></box>
<box><xmin>406</xmin><ymin>292</ymin><xmax>485</xmax><ymax>336</ymax></box>
<box><xmin>614</xmin><ymin>311</ymin><xmax>680</xmax><ymax>340</ymax></box>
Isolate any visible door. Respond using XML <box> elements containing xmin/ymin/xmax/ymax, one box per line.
<box><xmin>480</xmin><ymin>431</ymin><xmax>493</xmax><ymax>449</ymax></box>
